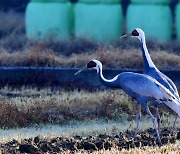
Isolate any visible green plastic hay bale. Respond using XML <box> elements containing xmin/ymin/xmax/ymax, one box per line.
<box><xmin>25</xmin><ymin>2</ymin><xmax>73</xmax><ymax>41</ymax></box>
<box><xmin>131</xmin><ymin>0</ymin><xmax>170</xmax><ymax>4</ymax></box>
<box><xmin>78</xmin><ymin>0</ymin><xmax>120</xmax><ymax>4</ymax></box>
<box><xmin>31</xmin><ymin>0</ymin><xmax>68</xmax><ymax>2</ymax></box>
<box><xmin>127</xmin><ymin>4</ymin><xmax>172</xmax><ymax>41</ymax></box>
<box><xmin>75</xmin><ymin>3</ymin><xmax>123</xmax><ymax>42</ymax></box>
<box><xmin>175</xmin><ymin>3</ymin><xmax>180</xmax><ymax>40</ymax></box>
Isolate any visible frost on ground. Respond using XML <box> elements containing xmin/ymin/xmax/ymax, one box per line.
<box><xmin>0</xmin><ymin>118</ymin><xmax>155</xmax><ymax>142</ymax></box>
<box><xmin>0</xmin><ymin>115</ymin><xmax>179</xmax><ymax>143</ymax></box>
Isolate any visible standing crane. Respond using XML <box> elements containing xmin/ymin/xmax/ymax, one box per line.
<box><xmin>120</xmin><ymin>28</ymin><xmax>179</xmax><ymax>133</ymax></box>
<box><xmin>75</xmin><ymin>59</ymin><xmax>180</xmax><ymax>145</ymax></box>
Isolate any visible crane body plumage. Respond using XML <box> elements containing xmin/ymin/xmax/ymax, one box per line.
<box><xmin>121</xmin><ymin>28</ymin><xmax>180</xmax><ymax>132</ymax></box>
<box><xmin>140</xmin><ymin>32</ymin><xmax>179</xmax><ymax>99</ymax></box>
<box><xmin>95</xmin><ymin>60</ymin><xmax>180</xmax><ymax>116</ymax></box>
<box><xmin>75</xmin><ymin>59</ymin><xmax>180</xmax><ymax>145</ymax></box>
<box><xmin>138</xmin><ymin>28</ymin><xmax>180</xmax><ymax>130</ymax></box>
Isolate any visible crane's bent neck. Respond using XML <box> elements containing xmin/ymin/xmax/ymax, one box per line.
<box><xmin>97</xmin><ymin>65</ymin><xmax>120</xmax><ymax>88</ymax></box>
<box><xmin>141</xmin><ymin>37</ymin><xmax>157</xmax><ymax>71</ymax></box>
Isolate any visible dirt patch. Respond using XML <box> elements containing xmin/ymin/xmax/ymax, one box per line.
<box><xmin>0</xmin><ymin>128</ymin><xmax>179</xmax><ymax>153</ymax></box>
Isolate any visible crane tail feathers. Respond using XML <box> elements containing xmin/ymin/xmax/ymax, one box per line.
<box><xmin>164</xmin><ymin>99</ymin><xmax>180</xmax><ymax>116</ymax></box>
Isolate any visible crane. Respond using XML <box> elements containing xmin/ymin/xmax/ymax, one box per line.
<box><xmin>120</xmin><ymin>28</ymin><xmax>180</xmax><ymax>133</ymax></box>
<box><xmin>75</xmin><ymin>59</ymin><xmax>180</xmax><ymax>145</ymax></box>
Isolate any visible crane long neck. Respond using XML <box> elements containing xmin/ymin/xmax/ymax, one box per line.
<box><xmin>141</xmin><ymin>37</ymin><xmax>157</xmax><ymax>72</ymax></box>
<box><xmin>97</xmin><ymin>65</ymin><xmax>120</xmax><ymax>88</ymax></box>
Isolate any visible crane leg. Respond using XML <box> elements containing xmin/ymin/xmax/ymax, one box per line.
<box><xmin>134</xmin><ymin>104</ymin><xmax>141</xmax><ymax>138</ymax></box>
<box><xmin>156</xmin><ymin>107</ymin><xmax>161</xmax><ymax>133</ymax></box>
<box><xmin>171</xmin><ymin>114</ymin><xmax>178</xmax><ymax>134</ymax></box>
<box><xmin>146</xmin><ymin>105</ymin><xmax>162</xmax><ymax>146</ymax></box>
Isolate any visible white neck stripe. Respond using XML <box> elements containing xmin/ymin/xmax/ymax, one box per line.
<box><xmin>142</xmin><ymin>38</ymin><xmax>156</xmax><ymax>69</ymax></box>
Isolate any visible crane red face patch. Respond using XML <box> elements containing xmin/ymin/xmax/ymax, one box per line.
<box><xmin>87</xmin><ymin>61</ymin><xmax>96</xmax><ymax>68</ymax></box>
<box><xmin>132</xmin><ymin>30</ymin><xmax>139</xmax><ymax>36</ymax></box>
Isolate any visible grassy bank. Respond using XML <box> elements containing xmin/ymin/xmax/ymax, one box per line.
<box><xmin>0</xmin><ymin>87</ymin><xmax>134</xmax><ymax>128</ymax></box>
<box><xmin>0</xmin><ymin>47</ymin><xmax>180</xmax><ymax>69</ymax></box>
<box><xmin>0</xmin><ymin>87</ymin><xmax>178</xmax><ymax>128</ymax></box>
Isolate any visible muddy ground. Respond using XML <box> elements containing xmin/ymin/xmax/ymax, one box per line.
<box><xmin>0</xmin><ymin>128</ymin><xmax>179</xmax><ymax>153</ymax></box>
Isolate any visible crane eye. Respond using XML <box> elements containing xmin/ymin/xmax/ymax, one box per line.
<box><xmin>132</xmin><ymin>30</ymin><xmax>139</xmax><ymax>36</ymax></box>
<box><xmin>87</xmin><ymin>61</ymin><xmax>96</xmax><ymax>68</ymax></box>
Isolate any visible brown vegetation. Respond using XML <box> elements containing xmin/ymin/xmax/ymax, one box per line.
<box><xmin>0</xmin><ymin>46</ymin><xmax>180</xmax><ymax>69</ymax></box>
<box><xmin>0</xmin><ymin>88</ymin><xmax>134</xmax><ymax>128</ymax></box>
<box><xmin>0</xmin><ymin>87</ymin><xmax>177</xmax><ymax>128</ymax></box>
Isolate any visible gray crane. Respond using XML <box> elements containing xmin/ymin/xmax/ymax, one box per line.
<box><xmin>120</xmin><ymin>28</ymin><xmax>180</xmax><ymax>133</ymax></box>
<box><xmin>75</xmin><ymin>59</ymin><xmax>180</xmax><ymax>145</ymax></box>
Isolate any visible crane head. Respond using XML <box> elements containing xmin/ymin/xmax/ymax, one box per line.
<box><xmin>120</xmin><ymin>28</ymin><xmax>145</xmax><ymax>41</ymax></box>
<box><xmin>75</xmin><ymin>60</ymin><xmax>101</xmax><ymax>75</ymax></box>
<box><xmin>87</xmin><ymin>60</ymin><xmax>96</xmax><ymax>68</ymax></box>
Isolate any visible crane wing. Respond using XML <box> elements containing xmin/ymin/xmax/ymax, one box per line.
<box><xmin>158</xmin><ymin>71</ymin><xmax>179</xmax><ymax>98</ymax></box>
<box><xmin>152</xmin><ymin>78</ymin><xmax>180</xmax><ymax>116</ymax></box>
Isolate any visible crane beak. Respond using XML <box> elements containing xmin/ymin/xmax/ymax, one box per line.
<box><xmin>120</xmin><ymin>33</ymin><xmax>132</xmax><ymax>38</ymax></box>
<box><xmin>74</xmin><ymin>66</ymin><xmax>87</xmax><ymax>75</ymax></box>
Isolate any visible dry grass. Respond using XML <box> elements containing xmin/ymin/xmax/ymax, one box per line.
<box><xmin>73</xmin><ymin>141</ymin><xmax>180</xmax><ymax>154</ymax></box>
<box><xmin>0</xmin><ymin>87</ymin><xmax>178</xmax><ymax>128</ymax></box>
<box><xmin>0</xmin><ymin>46</ymin><xmax>179</xmax><ymax>69</ymax></box>
<box><xmin>0</xmin><ymin>87</ymin><xmax>136</xmax><ymax>128</ymax></box>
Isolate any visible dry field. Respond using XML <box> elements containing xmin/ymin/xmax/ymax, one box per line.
<box><xmin>79</xmin><ymin>143</ymin><xmax>180</xmax><ymax>154</ymax></box>
<box><xmin>0</xmin><ymin>87</ymin><xmax>178</xmax><ymax>128</ymax></box>
<box><xmin>0</xmin><ymin>10</ymin><xmax>180</xmax><ymax>153</ymax></box>
<box><xmin>0</xmin><ymin>87</ymin><xmax>179</xmax><ymax>153</ymax></box>
<box><xmin>0</xmin><ymin>46</ymin><xmax>180</xmax><ymax>70</ymax></box>
<box><xmin>0</xmin><ymin>87</ymin><xmax>138</xmax><ymax>128</ymax></box>
<box><xmin>0</xmin><ymin>126</ymin><xmax>179</xmax><ymax>153</ymax></box>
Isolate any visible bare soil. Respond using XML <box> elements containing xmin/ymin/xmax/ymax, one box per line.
<box><xmin>0</xmin><ymin>128</ymin><xmax>179</xmax><ymax>153</ymax></box>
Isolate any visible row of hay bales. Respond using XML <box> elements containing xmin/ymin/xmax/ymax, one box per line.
<box><xmin>26</xmin><ymin>0</ymin><xmax>180</xmax><ymax>42</ymax></box>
